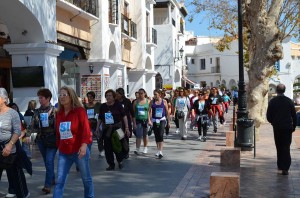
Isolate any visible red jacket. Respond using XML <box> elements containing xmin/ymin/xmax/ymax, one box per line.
<box><xmin>56</xmin><ymin>107</ymin><xmax>92</xmax><ymax>154</ymax></box>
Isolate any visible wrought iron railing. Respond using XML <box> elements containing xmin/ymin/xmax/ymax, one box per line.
<box><xmin>121</xmin><ymin>14</ymin><xmax>137</xmax><ymax>39</ymax></box>
<box><xmin>152</xmin><ymin>28</ymin><xmax>157</xmax><ymax>45</ymax></box>
<box><xmin>65</xmin><ymin>0</ymin><xmax>97</xmax><ymax>16</ymax></box>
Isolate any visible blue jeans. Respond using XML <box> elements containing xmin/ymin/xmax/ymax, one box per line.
<box><xmin>21</xmin><ymin>141</ymin><xmax>31</xmax><ymax>159</ymax></box>
<box><xmin>37</xmin><ymin>140</ymin><xmax>57</xmax><ymax>188</ymax></box>
<box><xmin>53</xmin><ymin>150</ymin><xmax>94</xmax><ymax>198</ymax></box>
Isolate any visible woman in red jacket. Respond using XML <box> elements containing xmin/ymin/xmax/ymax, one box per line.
<box><xmin>53</xmin><ymin>86</ymin><xmax>94</xmax><ymax>198</ymax></box>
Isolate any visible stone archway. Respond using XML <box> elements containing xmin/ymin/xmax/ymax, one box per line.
<box><xmin>174</xmin><ymin>69</ymin><xmax>180</xmax><ymax>86</ymax></box>
<box><xmin>216</xmin><ymin>80</ymin><xmax>220</xmax><ymax>88</ymax></box>
<box><xmin>229</xmin><ymin>79</ymin><xmax>237</xmax><ymax>90</ymax></box>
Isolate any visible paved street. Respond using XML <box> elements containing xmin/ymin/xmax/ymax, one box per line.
<box><xmin>2</xmin><ymin>106</ymin><xmax>300</xmax><ymax>197</ymax></box>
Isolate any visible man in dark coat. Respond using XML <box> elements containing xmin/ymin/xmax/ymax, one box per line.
<box><xmin>267</xmin><ymin>84</ymin><xmax>297</xmax><ymax>175</ymax></box>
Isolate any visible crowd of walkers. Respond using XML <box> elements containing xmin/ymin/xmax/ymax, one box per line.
<box><xmin>0</xmin><ymin>85</ymin><xmax>234</xmax><ymax>198</ymax></box>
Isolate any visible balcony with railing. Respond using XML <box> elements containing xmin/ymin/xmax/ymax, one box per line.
<box><xmin>57</xmin><ymin>0</ymin><xmax>98</xmax><ymax>20</ymax></box>
<box><xmin>121</xmin><ymin>14</ymin><xmax>137</xmax><ymax>41</ymax></box>
<box><xmin>146</xmin><ymin>28</ymin><xmax>157</xmax><ymax>47</ymax></box>
<box><xmin>211</xmin><ymin>66</ymin><xmax>221</xmax><ymax>73</ymax></box>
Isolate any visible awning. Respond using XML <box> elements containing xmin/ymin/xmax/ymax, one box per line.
<box><xmin>182</xmin><ymin>76</ymin><xmax>196</xmax><ymax>85</ymax></box>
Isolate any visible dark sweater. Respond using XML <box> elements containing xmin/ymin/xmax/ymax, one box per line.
<box><xmin>267</xmin><ymin>95</ymin><xmax>297</xmax><ymax>131</ymax></box>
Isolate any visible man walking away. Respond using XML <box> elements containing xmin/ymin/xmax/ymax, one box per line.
<box><xmin>267</xmin><ymin>84</ymin><xmax>296</xmax><ymax>175</ymax></box>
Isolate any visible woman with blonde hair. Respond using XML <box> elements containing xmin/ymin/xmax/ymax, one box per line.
<box><xmin>54</xmin><ymin>86</ymin><xmax>94</xmax><ymax>198</ymax></box>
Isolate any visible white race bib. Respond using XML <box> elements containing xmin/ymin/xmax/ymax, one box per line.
<box><xmin>59</xmin><ymin>122</ymin><xmax>73</xmax><ymax>140</ymax></box>
<box><xmin>137</xmin><ymin>106</ymin><xmax>145</xmax><ymax>116</ymax></box>
<box><xmin>155</xmin><ymin>108</ymin><xmax>163</xmax><ymax>118</ymax></box>
<box><xmin>211</xmin><ymin>98</ymin><xmax>217</xmax><ymax>105</ymax></box>
<box><xmin>40</xmin><ymin>113</ymin><xmax>49</xmax><ymax>127</ymax></box>
<box><xmin>87</xmin><ymin>109</ymin><xmax>95</xmax><ymax>119</ymax></box>
<box><xmin>178</xmin><ymin>98</ymin><xmax>185</xmax><ymax>109</ymax></box>
<box><xmin>105</xmin><ymin>112</ymin><xmax>114</xmax><ymax>124</ymax></box>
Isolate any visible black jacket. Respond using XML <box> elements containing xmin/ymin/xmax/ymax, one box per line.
<box><xmin>267</xmin><ymin>95</ymin><xmax>297</xmax><ymax>131</ymax></box>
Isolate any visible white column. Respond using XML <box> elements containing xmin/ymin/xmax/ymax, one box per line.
<box><xmin>4</xmin><ymin>43</ymin><xmax>63</xmax><ymax>111</ymax></box>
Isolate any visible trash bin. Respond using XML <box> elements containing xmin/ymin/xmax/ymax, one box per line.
<box><xmin>236</xmin><ymin>118</ymin><xmax>254</xmax><ymax>148</ymax></box>
<box><xmin>297</xmin><ymin>112</ymin><xmax>300</xmax><ymax>126</ymax></box>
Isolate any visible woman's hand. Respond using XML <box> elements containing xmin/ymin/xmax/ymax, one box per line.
<box><xmin>125</xmin><ymin>128</ymin><xmax>130</xmax><ymax>136</ymax></box>
<box><xmin>78</xmin><ymin>143</ymin><xmax>87</xmax><ymax>159</ymax></box>
<box><xmin>2</xmin><ymin>143</ymin><xmax>13</xmax><ymax>157</ymax></box>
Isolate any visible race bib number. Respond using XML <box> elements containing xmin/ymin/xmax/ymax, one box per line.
<box><xmin>155</xmin><ymin>108</ymin><xmax>163</xmax><ymax>118</ymax></box>
<box><xmin>198</xmin><ymin>102</ymin><xmax>204</xmax><ymax>112</ymax></box>
<box><xmin>211</xmin><ymin>98</ymin><xmax>218</xmax><ymax>105</ymax></box>
<box><xmin>105</xmin><ymin>112</ymin><xmax>114</xmax><ymax>124</ymax></box>
<box><xmin>87</xmin><ymin>109</ymin><xmax>95</xmax><ymax>119</ymax></box>
<box><xmin>40</xmin><ymin>113</ymin><xmax>49</xmax><ymax>127</ymax></box>
<box><xmin>137</xmin><ymin>106</ymin><xmax>145</xmax><ymax>116</ymax></box>
<box><xmin>59</xmin><ymin>122</ymin><xmax>73</xmax><ymax>140</ymax></box>
<box><xmin>178</xmin><ymin>98</ymin><xmax>185</xmax><ymax>109</ymax></box>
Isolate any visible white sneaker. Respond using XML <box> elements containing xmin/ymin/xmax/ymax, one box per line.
<box><xmin>5</xmin><ymin>193</ymin><xmax>16</xmax><ymax>198</ymax></box>
<box><xmin>134</xmin><ymin>148</ymin><xmax>140</xmax><ymax>155</ymax></box>
<box><xmin>175</xmin><ymin>128</ymin><xmax>180</xmax><ymax>133</ymax></box>
<box><xmin>143</xmin><ymin>147</ymin><xmax>148</xmax><ymax>154</ymax></box>
<box><xmin>155</xmin><ymin>151</ymin><xmax>159</xmax><ymax>157</ymax></box>
<box><xmin>197</xmin><ymin>136</ymin><xmax>202</xmax><ymax>140</ymax></box>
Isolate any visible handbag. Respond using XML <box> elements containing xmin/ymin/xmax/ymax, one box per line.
<box><xmin>0</xmin><ymin>139</ymin><xmax>17</xmax><ymax>169</ymax></box>
<box><xmin>177</xmin><ymin>111</ymin><xmax>185</xmax><ymax>119</ymax></box>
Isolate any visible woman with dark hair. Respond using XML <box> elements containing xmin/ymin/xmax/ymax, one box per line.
<box><xmin>29</xmin><ymin>88</ymin><xmax>57</xmax><ymax>194</ymax></box>
<box><xmin>98</xmin><ymin>89</ymin><xmax>130</xmax><ymax>170</ymax></box>
<box><xmin>83</xmin><ymin>91</ymin><xmax>101</xmax><ymax>153</ymax></box>
<box><xmin>54</xmin><ymin>86</ymin><xmax>94</xmax><ymax>198</ymax></box>
<box><xmin>171</xmin><ymin>89</ymin><xmax>180</xmax><ymax>133</ymax></box>
<box><xmin>148</xmin><ymin>89</ymin><xmax>170</xmax><ymax>158</ymax></box>
<box><xmin>115</xmin><ymin>88</ymin><xmax>133</xmax><ymax>158</ymax></box>
<box><xmin>132</xmin><ymin>88</ymin><xmax>150</xmax><ymax>154</ymax></box>
<box><xmin>192</xmin><ymin>91</ymin><xmax>212</xmax><ymax>142</ymax></box>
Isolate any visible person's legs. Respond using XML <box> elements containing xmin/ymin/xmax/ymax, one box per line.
<box><xmin>53</xmin><ymin>152</ymin><xmax>74</xmax><ymax>198</ymax></box>
<box><xmin>197</xmin><ymin>117</ymin><xmax>202</xmax><ymax>137</ymax></box>
<box><xmin>75</xmin><ymin>149</ymin><xmax>94</xmax><ymax>198</ymax></box>
<box><xmin>21</xmin><ymin>141</ymin><xmax>31</xmax><ymax>159</ymax></box>
<box><xmin>44</xmin><ymin>147</ymin><xmax>57</xmax><ymax>189</ymax></box>
<box><xmin>104</xmin><ymin>135</ymin><xmax>115</xmax><ymax>169</ymax></box>
<box><xmin>135</xmin><ymin>123</ymin><xmax>143</xmax><ymax>153</ymax></box>
<box><xmin>274</xmin><ymin>129</ymin><xmax>292</xmax><ymax>171</ymax></box>
<box><xmin>6</xmin><ymin>165</ymin><xmax>29</xmax><ymax>198</ymax></box>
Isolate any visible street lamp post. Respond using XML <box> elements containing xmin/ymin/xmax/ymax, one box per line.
<box><xmin>235</xmin><ymin>0</ymin><xmax>254</xmax><ymax>150</ymax></box>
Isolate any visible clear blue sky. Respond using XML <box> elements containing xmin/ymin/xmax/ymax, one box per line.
<box><xmin>184</xmin><ymin>4</ymin><xmax>223</xmax><ymax>37</ymax></box>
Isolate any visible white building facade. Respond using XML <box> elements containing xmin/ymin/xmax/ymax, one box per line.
<box><xmin>0</xmin><ymin>0</ymin><xmax>158</xmax><ymax>111</ymax></box>
<box><xmin>153</xmin><ymin>0</ymin><xmax>189</xmax><ymax>90</ymax></box>
<box><xmin>186</xmin><ymin>35</ymin><xmax>300</xmax><ymax>100</ymax></box>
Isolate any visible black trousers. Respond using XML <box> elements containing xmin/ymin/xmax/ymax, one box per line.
<box><xmin>273</xmin><ymin>128</ymin><xmax>292</xmax><ymax>171</ymax></box>
<box><xmin>6</xmin><ymin>164</ymin><xmax>29</xmax><ymax>198</ymax></box>
<box><xmin>103</xmin><ymin>131</ymin><xmax>124</xmax><ymax>168</ymax></box>
<box><xmin>196</xmin><ymin>115</ymin><xmax>208</xmax><ymax>137</ymax></box>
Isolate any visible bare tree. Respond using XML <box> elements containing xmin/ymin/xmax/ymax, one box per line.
<box><xmin>187</xmin><ymin>0</ymin><xmax>300</xmax><ymax>134</ymax></box>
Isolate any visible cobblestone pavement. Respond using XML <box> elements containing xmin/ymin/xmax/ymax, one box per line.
<box><xmin>1</xmin><ymin>106</ymin><xmax>300</xmax><ymax>198</ymax></box>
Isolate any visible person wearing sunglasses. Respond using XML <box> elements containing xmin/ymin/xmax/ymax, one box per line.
<box><xmin>54</xmin><ymin>86</ymin><xmax>94</xmax><ymax>198</ymax></box>
<box><xmin>192</xmin><ymin>92</ymin><xmax>212</xmax><ymax>142</ymax></box>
